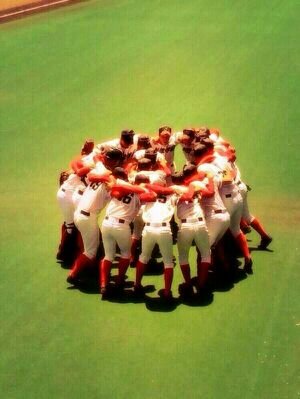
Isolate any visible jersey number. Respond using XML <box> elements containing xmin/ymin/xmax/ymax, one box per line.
<box><xmin>90</xmin><ymin>182</ymin><xmax>100</xmax><ymax>191</ymax></box>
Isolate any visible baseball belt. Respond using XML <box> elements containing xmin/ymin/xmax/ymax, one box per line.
<box><xmin>214</xmin><ymin>209</ymin><xmax>226</xmax><ymax>214</ymax></box>
<box><xmin>105</xmin><ymin>216</ymin><xmax>126</xmax><ymax>224</ymax></box>
<box><xmin>80</xmin><ymin>210</ymin><xmax>90</xmax><ymax>217</ymax></box>
<box><xmin>146</xmin><ymin>222</ymin><xmax>167</xmax><ymax>227</ymax></box>
<box><xmin>181</xmin><ymin>217</ymin><xmax>203</xmax><ymax>223</ymax></box>
<box><xmin>225</xmin><ymin>194</ymin><xmax>232</xmax><ymax>198</ymax></box>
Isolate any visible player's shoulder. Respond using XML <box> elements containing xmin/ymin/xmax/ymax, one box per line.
<box><xmin>197</xmin><ymin>162</ymin><xmax>218</xmax><ymax>175</ymax></box>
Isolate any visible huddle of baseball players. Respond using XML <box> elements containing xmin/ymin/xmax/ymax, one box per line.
<box><xmin>56</xmin><ymin>126</ymin><xmax>272</xmax><ymax>302</ymax></box>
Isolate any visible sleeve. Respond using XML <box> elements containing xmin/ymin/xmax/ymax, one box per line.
<box><xmin>111</xmin><ymin>183</ymin><xmax>146</xmax><ymax>195</ymax></box>
<box><xmin>145</xmin><ymin>184</ymin><xmax>175</xmax><ymax>195</ymax></box>
<box><xmin>139</xmin><ymin>191</ymin><xmax>157</xmax><ymax>202</ymax></box>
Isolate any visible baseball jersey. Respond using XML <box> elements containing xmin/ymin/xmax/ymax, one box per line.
<box><xmin>77</xmin><ymin>180</ymin><xmax>110</xmax><ymax>214</ymax></box>
<box><xmin>61</xmin><ymin>173</ymin><xmax>84</xmax><ymax>193</ymax></box>
<box><xmin>197</xmin><ymin>163</ymin><xmax>226</xmax><ymax>214</ymax></box>
<box><xmin>212</xmin><ymin>154</ymin><xmax>240</xmax><ymax>198</ymax></box>
<box><xmin>177</xmin><ymin>195</ymin><xmax>205</xmax><ymax>221</ymax></box>
<box><xmin>142</xmin><ymin>193</ymin><xmax>178</xmax><ymax>224</ymax></box>
<box><xmin>105</xmin><ymin>179</ymin><xmax>141</xmax><ymax>222</ymax></box>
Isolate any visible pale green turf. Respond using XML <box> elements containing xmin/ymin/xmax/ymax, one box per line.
<box><xmin>0</xmin><ymin>1</ymin><xmax>299</xmax><ymax>398</ymax></box>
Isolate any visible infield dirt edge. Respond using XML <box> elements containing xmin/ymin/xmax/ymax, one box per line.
<box><xmin>0</xmin><ymin>0</ymin><xmax>86</xmax><ymax>23</ymax></box>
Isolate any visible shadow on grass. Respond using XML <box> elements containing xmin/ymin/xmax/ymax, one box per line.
<box><xmin>249</xmin><ymin>247</ymin><xmax>274</xmax><ymax>253</ymax></box>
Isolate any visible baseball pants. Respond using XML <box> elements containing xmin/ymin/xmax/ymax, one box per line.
<box><xmin>139</xmin><ymin>226</ymin><xmax>173</xmax><ymax>268</ymax></box>
<box><xmin>101</xmin><ymin>217</ymin><xmax>132</xmax><ymax>261</ymax></box>
<box><xmin>74</xmin><ymin>209</ymin><xmax>99</xmax><ymax>259</ymax></box>
<box><xmin>177</xmin><ymin>221</ymin><xmax>211</xmax><ymax>264</ymax></box>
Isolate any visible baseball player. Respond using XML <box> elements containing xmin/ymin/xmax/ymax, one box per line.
<box><xmin>134</xmin><ymin>180</ymin><xmax>178</xmax><ymax>300</ymax></box>
<box><xmin>56</xmin><ymin>139</ymin><xmax>95</xmax><ymax>263</ymax></box>
<box><xmin>233</xmin><ymin>163</ymin><xmax>272</xmax><ymax>249</ymax></box>
<box><xmin>194</xmin><ymin>142</ymin><xmax>253</xmax><ymax>274</ymax></box>
<box><xmin>66</xmin><ymin>149</ymin><xmax>124</xmax><ymax>285</ymax></box>
<box><xmin>172</xmin><ymin>172</ymin><xmax>211</xmax><ymax>296</ymax></box>
<box><xmin>99</xmin><ymin>172</ymin><xmax>149</xmax><ymax>298</ymax></box>
<box><xmin>97</xmin><ymin>129</ymin><xmax>138</xmax><ymax>162</ymax></box>
<box><xmin>151</xmin><ymin>126</ymin><xmax>178</xmax><ymax>173</ymax></box>
<box><xmin>209</xmin><ymin>129</ymin><xmax>272</xmax><ymax>250</ymax></box>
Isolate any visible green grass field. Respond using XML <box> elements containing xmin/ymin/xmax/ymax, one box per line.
<box><xmin>1</xmin><ymin>1</ymin><xmax>299</xmax><ymax>398</ymax></box>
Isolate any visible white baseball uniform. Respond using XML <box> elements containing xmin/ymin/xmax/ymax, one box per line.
<box><xmin>177</xmin><ymin>194</ymin><xmax>211</xmax><ymax>265</ymax></box>
<box><xmin>233</xmin><ymin>163</ymin><xmax>254</xmax><ymax>224</ymax></box>
<box><xmin>139</xmin><ymin>193</ymin><xmax>178</xmax><ymax>268</ymax></box>
<box><xmin>74</xmin><ymin>177</ymin><xmax>110</xmax><ymax>259</ymax></box>
<box><xmin>197</xmin><ymin>163</ymin><xmax>230</xmax><ymax>246</ymax></box>
<box><xmin>213</xmin><ymin>154</ymin><xmax>243</xmax><ymax>237</ymax></box>
<box><xmin>57</xmin><ymin>173</ymin><xmax>84</xmax><ymax>231</ymax></box>
<box><xmin>101</xmin><ymin>181</ymin><xmax>141</xmax><ymax>262</ymax></box>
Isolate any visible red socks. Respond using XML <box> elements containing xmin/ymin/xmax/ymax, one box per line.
<box><xmin>164</xmin><ymin>267</ymin><xmax>174</xmax><ymax>295</ymax></box>
<box><xmin>69</xmin><ymin>253</ymin><xmax>93</xmax><ymax>279</ymax></box>
<box><xmin>250</xmin><ymin>218</ymin><xmax>269</xmax><ymax>238</ymax></box>
<box><xmin>100</xmin><ymin>259</ymin><xmax>113</xmax><ymax>289</ymax></box>
<box><xmin>197</xmin><ymin>262</ymin><xmax>211</xmax><ymax>289</ymax></box>
<box><xmin>135</xmin><ymin>260</ymin><xmax>147</xmax><ymax>287</ymax></box>
<box><xmin>130</xmin><ymin>238</ymin><xmax>140</xmax><ymax>262</ymax></box>
<box><xmin>235</xmin><ymin>232</ymin><xmax>251</xmax><ymax>260</ymax></box>
<box><xmin>116</xmin><ymin>258</ymin><xmax>130</xmax><ymax>286</ymax></box>
<box><xmin>180</xmin><ymin>263</ymin><xmax>191</xmax><ymax>284</ymax></box>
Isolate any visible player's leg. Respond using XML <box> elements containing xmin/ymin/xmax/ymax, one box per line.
<box><xmin>229</xmin><ymin>202</ymin><xmax>253</xmax><ymax>273</ymax></box>
<box><xmin>131</xmin><ymin>215</ymin><xmax>144</xmax><ymax>266</ymax></box>
<box><xmin>194</xmin><ymin>225</ymin><xmax>211</xmax><ymax>290</ymax></box>
<box><xmin>113</xmin><ymin>225</ymin><xmax>132</xmax><ymax>287</ymax></box>
<box><xmin>67</xmin><ymin>212</ymin><xmax>99</xmax><ymax>283</ymax></box>
<box><xmin>177</xmin><ymin>227</ymin><xmax>194</xmax><ymax>285</ymax></box>
<box><xmin>242</xmin><ymin>188</ymin><xmax>272</xmax><ymax>248</ymax></box>
<box><xmin>56</xmin><ymin>189</ymin><xmax>77</xmax><ymax>262</ymax></box>
<box><xmin>136</xmin><ymin>229</ymin><xmax>156</xmax><ymax>289</ymax></box>
<box><xmin>157</xmin><ymin>231</ymin><xmax>174</xmax><ymax>298</ymax></box>
<box><xmin>100</xmin><ymin>223</ymin><xmax>117</xmax><ymax>292</ymax></box>
<box><xmin>206</xmin><ymin>212</ymin><xmax>230</xmax><ymax>247</ymax></box>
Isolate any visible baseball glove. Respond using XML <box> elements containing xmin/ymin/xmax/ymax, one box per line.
<box><xmin>59</xmin><ymin>170</ymin><xmax>70</xmax><ymax>186</ymax></box>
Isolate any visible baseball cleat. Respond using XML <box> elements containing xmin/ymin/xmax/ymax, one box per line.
<box><xmin>258</xmin><ymin>236</ymin><xmax>273</xmax><ymax>250</ymax></box>
<box><xmin>100</xmin><ymin>286</ymin><xmax>109</xmax><ymax>300</ymax></box>
<box><xmin>243</xmin><ymin>258</ymin><xmax>253</xmax><ymax>275</ymax></box>
<box><xmin>158</xmin><ymin>289</ymin><xmax>174</xmax><ymax>302</ymax></box>
<box><xmin>178</xmin><ymin>283</ymin><xmax>193</xmax><ymax>299</ymax></box>
<box><xmin>66</xmin><ymin>275</ymin><xmax>79</xmax><ymax>285</ymax></box>
<box><xmin>133</xmin><ymin>285</ymin><xmax>145</xmax><ymax>297</ymax></box>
